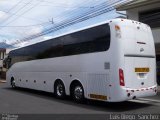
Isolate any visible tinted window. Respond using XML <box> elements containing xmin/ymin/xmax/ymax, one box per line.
<box><xmin>36</xmin><ymin>24</ymin><xmax>110</xmax><ymax>59</ymax></box>
<box><xmin>9</xmin><ymin>24</ymin><xmax>110</xmax><ymax>60</ymax></box>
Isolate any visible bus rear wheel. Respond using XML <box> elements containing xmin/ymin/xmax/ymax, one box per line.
<box><xmin>71</xmin><ymin>83</ymin><xmax>84</xmax><ymax>103</ymax></box>
<box><xmin>54</xmin><ymin>81</ymin><xmax>65</xmax><ymax>99</ymax></box>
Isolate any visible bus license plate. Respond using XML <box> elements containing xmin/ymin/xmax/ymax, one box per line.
<box><xmin>135</xmin><ymin>68</ymin><xmax>149</xmax><ymax>72</ymax></box>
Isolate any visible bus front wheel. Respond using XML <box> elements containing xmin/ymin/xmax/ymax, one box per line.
<box><xmin>11</xmin><ymin>77</ymin><xmax>16</xmax><ymax>88</ymax></box>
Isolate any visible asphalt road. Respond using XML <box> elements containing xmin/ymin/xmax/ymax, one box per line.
<box><xmin>0</xmin><ymin>82</ymin><xmax>160</xmax><ymax>115</ymax></box>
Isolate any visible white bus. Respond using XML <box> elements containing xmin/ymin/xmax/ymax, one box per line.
<box><xmin>6</xmin><ymin>19</ymin><xmax>157</xmax><ymax>102</ymax></box>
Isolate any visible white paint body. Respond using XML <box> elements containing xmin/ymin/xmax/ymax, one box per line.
<box><xmin>7</xmin><ymin>19</ymin><xmax>157</xmax><ymax>102</ymax></box>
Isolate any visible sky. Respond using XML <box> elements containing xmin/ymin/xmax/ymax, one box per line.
<box><xmin>0</xmin><ymin>0</ymin><xmax>127</xmax><ymax>48</ymax></box>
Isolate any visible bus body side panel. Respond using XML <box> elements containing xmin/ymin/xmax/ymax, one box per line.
<box><xmin>7</xmin><ymin>52</ymin><xmax>111</xmax><ymax>100</ymax></box>
<box><xmin>101</xmin><ymin>22</ymin><xmax>122</xmax><ymax>102</ymax></box>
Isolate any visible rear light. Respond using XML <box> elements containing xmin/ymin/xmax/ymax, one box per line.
<box><xmin>119</xmin><ymin>68</ymin><xmax>125</xmax><ymax>86</ymax></box>
<box><xmin>115</xmin><ymin>25</ymin><xmax>121</xmax><ymax>38</ymax></box>
<box><xmin>115</xmin><ymin>25</ymin><xmax>120</xmax><ymax>31</ymax></box>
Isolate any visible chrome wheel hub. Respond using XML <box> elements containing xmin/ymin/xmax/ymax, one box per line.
<box><xmin>56</xmin><ymin>84</ymin><xmax>63</xmax><ymax>96</ymax></box>
<box><xmin>11</xmin><ymin>80</ymin><xmax>15</xmax><ymax>87</ymax></box>
<box><xmin>74</xmin><ymin>86</ymin><xmax>83</xmax><ymax>100</ymax></box>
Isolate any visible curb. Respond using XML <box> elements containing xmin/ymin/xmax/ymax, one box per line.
<box><xmin>0</xmin><ymin>80</ymin><xmax>6</xmax><ymax>83</ymax></box>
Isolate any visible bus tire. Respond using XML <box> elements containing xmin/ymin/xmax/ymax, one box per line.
<box><xmin>11</xmin><ymin>77</ymin><xmax>16</xmax><ymax>88</ymax></box>
<box><xmin>54</xmin><ymin>80</ymin><xmax>66</xmax><ymax>99</ymax></box>
<box><xmin>71</xmin><ymin>82</ymin><xmax>84</xmax><ymax>103</ymax></box>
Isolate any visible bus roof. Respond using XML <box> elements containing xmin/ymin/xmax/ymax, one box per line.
<box><xmin>10</xmin><ymin>18</ymin><xmax>143</xmax><ymax>53</ymax></box>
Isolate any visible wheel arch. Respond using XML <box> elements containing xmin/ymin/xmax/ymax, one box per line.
<box><xmin>54</xmin><ymin>79</ymin><xmax>65</xmax><ymax>93</ymax></box>
<box><xmin>69</xmin><ymin>80</ymin><xmax>84</xmax><ymax>96</ymax></box>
